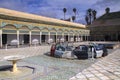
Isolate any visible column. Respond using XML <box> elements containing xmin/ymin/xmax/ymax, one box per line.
<box><xmin>49</xmin><ymin>32</ymin><xmax>50</xmax><ymax>40</ymax></box>
<box><xmin>0</xmin><ymin>29</ymin><xmax>2</xmax><ymax>48</ymax></box>
<box><xmin>62</xmin><ymin>33</ymin><xmax>64</xmax><ymax>38</ymax></box>
<box><xmin>56</xmin><ymin>32</ymin><xmax>57</xmax><ymax>43</ymax></box>
<box><xmin>81</xmin><ymin>35</ymin><xmax>83</xmax><ymax>41</ymax></box>
<box><xmin>17</xmin><ymin>30</ymin><xmax>19</xmax><ymax>47</ymax></box>
<box><xmin>48</xmin><ymin>32</ymin><xmax>50</xmax><ymax>42</ymax></box>
<box><xmin>77</xmin><ymin>34</ymin><xmax>79</xmax><ymax>42</ymax></box>
<box><xmin>39</xmin><ymin>32</ymin><xmax>42</xmax><ymax>44</ymax></box>
<box><xmin>29</xmin><ymin>31</ymin><xmax>31</xmax><ymax>46</ymax></box>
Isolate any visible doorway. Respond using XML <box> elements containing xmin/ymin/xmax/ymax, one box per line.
<box><xmin>54</xmin><ymin>35</ymin><xmax>56</xmax><ymax>42</ymax></box>
<box><xmin>2</xmin><ymin>34</ymin><xmax>7</xmax><ymax>44</ymax></box>
<box><xmin>66</xmin><ymin>35</ymin><xmax>68</xmax><ymax>41</ymax></box>
<box><xmin>24</xmin><ymin>35</ymin><xmax>29</xmax><ymax>44</ymax></box>
<box><xmin>42</xmin><ymin>35</ymin><xmax>46</xmax><ymax>42</ymax></box>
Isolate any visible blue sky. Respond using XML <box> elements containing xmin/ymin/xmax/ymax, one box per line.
<box><xmin>0</xmin><ymin>0</ymin><xmax>120</xmax><ymax>24</ymax></box>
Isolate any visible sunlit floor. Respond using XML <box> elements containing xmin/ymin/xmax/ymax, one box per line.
<box><xmin>0</xmin><ymin>41</ymin><xmax>119</xmax><ymax>80</ymax></box>
<box><xmin>0</xmin><ymin>54</ymin><xmax>99</xmax><ymax>80</ymax></box>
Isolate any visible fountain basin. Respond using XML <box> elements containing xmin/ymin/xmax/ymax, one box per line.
<box><xmin>4</xmin><ymin>55</ymin><xmax>24</xmax><ymax>72</ymax></box>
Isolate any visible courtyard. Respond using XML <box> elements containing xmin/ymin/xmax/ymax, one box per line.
<box><xmin>0</xmin><ymin>41</ymin><xmax>120</xmax><ymax>80</ymax></box>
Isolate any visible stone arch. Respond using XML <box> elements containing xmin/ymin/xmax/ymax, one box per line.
<box><xmin>69</xmin><ymin>30</ymin><xmax>74</xmax><ymax>33</ymax></box>
<box><xmin>79</xmin><ymin>31</ymin><xmax>82</xmax><ymax>34</ymax></box>
<box><xmin>3</xmin><ymin>24</ymin><xmax>17</xmax><ymax>29</ymax></box>
<box><xmin>19</xmin><ymin>25</ymin><xmax>30</xmax><ymax>30</ymax></box>
<box><xmin>64</xmin><ymin>29</ymin><xmax>69</xmax><ymax>33</ymax></box>
<box><xmin>50</xmin><ymin>28</ymin><xmax>57</xmax><ymax>32</ymax></box>
<box><xmin>57</xmin><ymin>28</ymin><xmax>63</xmax><ymax>32</ymax></box>
<box><xmin>76</xmin><ymin>30</ymin><xmax>79</xmax><ymax>32</ymax></box>
<box><xmin>32</xmin><ymin>26</ymin><xmax>40</xmax><ymax>31</ymax></box>
<box><xmin>41</xmin><ymin>27</ymin><xmax>49</xmax><ymax>32</ymax></box>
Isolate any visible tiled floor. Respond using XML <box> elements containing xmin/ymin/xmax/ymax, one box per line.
<box><xmin>0</xmin><ymin>45</ymin><xmax>51</xmax><ymax>61</ymax></box>
<box><xmin>0</xmin><ymin>42</ymin><xmax>120</xmax><ymax>80</ymax></box>
<box><xmin>69</xmin><ymin>49</ymin><xmax>120</xmax><ymax>80</ymax></box>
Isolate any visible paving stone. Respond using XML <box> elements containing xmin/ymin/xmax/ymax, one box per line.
<box><xmin>75</xmin><ymin>74</ymin><xmax>86</xmax><ymax>79</ymax></box>
<box><xmin>1</xmin><ymin>42</ymin><xmax>120</xmax><ymax>80</ymax></box>
<box><xmin>91</xmin><ymin>71</ymin><xmax>99</xmax><ymax>74</ymax></box>
<box><xmin>70</xmin><ymin>48</ymin><xmax>120</xmax><ymax>80</ymax></box>
<box><xmin>88</xmin><ymin>77</ymin><xmax>100</xmax><ymax>80</ymax></box>
<box><xmin>76</xmin><ymin>73</ymin><xmax>82</xmax><ymax>75</ymax></box>
<box><xmin>99</xmin><ymin>76</ymin><xmax>110</xmax><ymax>80</ymax></box>
<box><xmin>114</xmin><ymin>79</ymin><xmax>120</xmax><ymax>80</ymax></box>
<box><xmin>95</xmin><ymin>67</ymin><xmax>103</xmax><ymax>70</ymax></box>
<box><xmin>76</xmin><ymin>78</ymin><xmax>88</xmax><ymax>80</ymax></box>
<box><xmin>108</xmin><ymin>75</ymin><xmax>119</xmax><ymax>79</ymax></box>
<box><xmin>69</xmin><ymin>76</ymin><xmax>76</xmax><ymax>80</ymax></box>
<box><xmin>87</xmin><ymin>67</ymin><xmax>95</xmax><ymax>71</ymax></box>
<box><xmin>114</xmin><ymin>71</ymin><xmax>120</xmax><ymax>75</ymax></box>
<box><xmin>95</xmin><ymin>73</ymin><xmax>105</xmax><ymax>77</ymax></box>
<box><xmin>99</xmin><ymin>70</ymin><xmax>107</xmax><ymax>73</ymax></box>
<box><xmin>85</xmin><ymin>73</ymin><xmax>95</xmax><ymax>78</ymax></box>
<box><xmin>103</xmin><ymin>72</ymin><xmax>113</xmax><ymax>76</ymax></box>
<box><xmin>82</xmin><ymin>71</ymin><xmax>91</xmax><ymax>74</ymax></box>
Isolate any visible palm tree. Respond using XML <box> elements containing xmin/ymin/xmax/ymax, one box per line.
<box><xmin>87</xmin><ymin>8</ymin><xmax>92</xmax><ymax>24</ymax></box>
<box><xmin>73</xmin><ymin>8</ymin><xmax>77</xmax><ymax>22</ymax></box>
<box><xmin>63</xmin><ymin>8</ymin><xmax>67</xmax><ymax>20</ymax></box>
<box><xmin>92</xmin><ymin>10</ymin><xmax>97</xmax><ymax>20</ymax></box>
<box><xmin>73</xmin><ymin>8</ymin><xmax>76</xmax><ymax>16</ymax></box>
<box><xmin>105</xmin><ymin>7</ymin><xmax>110</xmax><ymax>14</ymax></box>
<box><xmin>85</xmin><ymin>15</ymin><xmax>89</xmax><ymax>25</ymax></box>
<box><xmin>85</xmin><ymin>8</ymin><xmax>97</xmax><ymax>25</ymax></box>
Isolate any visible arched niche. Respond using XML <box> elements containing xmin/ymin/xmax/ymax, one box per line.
<box><xmin>64</xmin><ymin>29</ymin><xmax>69</xmax><ymax>33</ymax></box>
<box><xmin>19</xmin><ymin>25</ymin><xmax>30</xmax><ymax>30</ymax></box>
<box><xmin>69</xmin><ymin>30</ymin><xmax>74</xmax><ymax>33</ymax></box>
<box><xmin>2</xmin><ymin>24</ymin><xmax>17</xmax><ymax>30</ymax></box>
<box><xmin>41</xmin><ymin>27</ymin><xmax>49</xmax><ymax>32</ymax></box>
<box><xmin>50</xmin><ymin>28</ymin><xmax>57</xmax><ymax>32</ymax></box>
<box><xmin>32</xmin><ymin>27</ymin><xmax>40</xmax><ymax>31</ymax></box>
<box><xmin>57</xmin><ymin>28</ymin><xmax>63</xmax><ymax>32</ymax></box>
